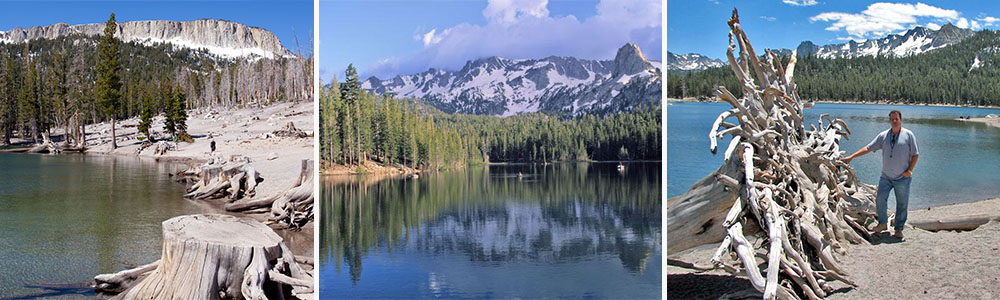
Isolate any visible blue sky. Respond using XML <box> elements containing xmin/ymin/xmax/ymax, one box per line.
<box><xmin>320</xmin><ymin>0</ymin><xmax>662</xmax><ymax>81</ymax></box>
<box><xmin>0</xmin><ymin>0</ymin><xmax>313</xmax><ymax>56</ymax></box>
<box><xmin>668</xmin><ymin>1</ymin><xmax>1000</xmax><ymax>60</ymax></box>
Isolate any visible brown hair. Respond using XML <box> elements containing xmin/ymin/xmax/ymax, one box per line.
<box><xmin>889</xmin><ymin>110</ymin><xmax>902</xmax><ymax>119</ymax></box>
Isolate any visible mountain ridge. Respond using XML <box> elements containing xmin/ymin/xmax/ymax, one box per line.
<box><xmin>0</xmin><ymin>19</ymin><xmax>294</xmax><ymax>59</ymax></box>
<box><xmin>361</xmin><ymin>43</ymin><xmax>660</xmax><ymax>116</ymax></box>
<box><xmin>668</xmin><ymin>24</ymin><xmax>976</xmax><ymax>70</ymax></box>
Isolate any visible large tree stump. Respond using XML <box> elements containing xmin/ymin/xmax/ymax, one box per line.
<box><xmin>94</xmin><ymin>214</ymin><xmax>313</xmax><ymax>299</ymax></box>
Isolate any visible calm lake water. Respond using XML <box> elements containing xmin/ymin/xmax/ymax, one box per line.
<box><xmin>0</xmin><ymin>153</ymin><xmax>202</xmax><ymax>299</ymax></box>
<box><xmin>319</xmin><ymin>163</ymin><xmax>662</xmax><ymax>299</ymax></box>
<box><xmin>668</xmin><ymin>102</ymin><xmax>1000</xmax><ymax>209</ymax></box>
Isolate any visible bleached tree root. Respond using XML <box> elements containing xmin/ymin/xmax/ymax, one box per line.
<box><xmin>94</xmin><ymin>214</ymin><xmax>313</xmax><ymax>299</ymax></box>
<box><xmin>225</xmin><ymin>159</ymin><xmax>314</xmax><ymax>229</ymax></box>
<box><xmin>93</xmin><ymin>261</ymin><xmax>159</xmax><ymax>293</ymax></box>
<box><xmin>667</xmin><ymin>9</ymin><xmax>878</xmax><ymax>300</ymax></box>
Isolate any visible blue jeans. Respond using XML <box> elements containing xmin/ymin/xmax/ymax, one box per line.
<box><xmin>876</xmin><ymin>175</ymin><xmax>911</xmax><ymax>231</ymax></box>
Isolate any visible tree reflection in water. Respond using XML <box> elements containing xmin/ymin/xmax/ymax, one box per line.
<box><xmin>320</xmin><ymin>163</ymin><xmax>661</xmax><ymax>284</ymax></box>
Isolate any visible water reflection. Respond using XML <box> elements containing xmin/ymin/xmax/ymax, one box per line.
<box><xmin>320</xmin><ymin>163</ymin><xmax>661</xmax><ymax>298</ymax></box>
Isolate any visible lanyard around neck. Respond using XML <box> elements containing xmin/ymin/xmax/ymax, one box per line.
<box><xmin>889</xmin><ymin>130</ymin><xmax>899</xmax><ymax>158</ymax></box>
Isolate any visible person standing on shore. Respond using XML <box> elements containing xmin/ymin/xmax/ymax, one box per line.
<box><xmin>842</xmin><ymin>110</ymin><xmax>919</xmax><ymax>239</ymax></box>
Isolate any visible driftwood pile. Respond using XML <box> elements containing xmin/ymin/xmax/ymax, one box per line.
<box><xmin>182</xmin><ymin>156</ymin><xmax>261</xmax><ymax>202</ymax></box>
<box><xmin>178</xmin><ymin>156</ymin><xmax>314</xmax><ymax>230</ymax></box>
<box><xmin>94</xmin><ymin>214</ymin><xmax>314</xmax><ymax>299</ymax></box>
<box><xmin>272</xmin><ymin>122</ymin><xmax>309</xmax><ymax>138</ymax></box>
<box><xmin>667</xmin><ymin>10</ymin><xmax>879</xmax><ymax>300</ymax></box>
<box><xmin>226</xmin><ymin>160</ymin><xmax>315</xmax><ymax>230</ymax></box>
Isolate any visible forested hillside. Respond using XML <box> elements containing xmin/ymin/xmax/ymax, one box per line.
<box><xmin>320</xmin><ymin>65</ymin><xmax>661</xmax><ymax>171</ymax></box>
<box><xmin>0</xmin><ymin>29</ymin><xmax>311</xmax><ymax>145</ymax></box>
<box><xmin>668</xmin><ymin>30</ymin><xmax>1000</xmax><ymax>106</ymax></box>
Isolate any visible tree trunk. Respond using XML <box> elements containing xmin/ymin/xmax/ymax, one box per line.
<box><xmin>909</xmin><ymin>215</ymin><xmax>1000</xmax><ymax>231</ymax></box>
<box><xmin>94</xmin><ymin>214</ymin><xmax>313</xmax><ymax>299</ymax></box>
<box><xmin>111</xmin><ymin>117</ymin><xmax>117</xmax><ymax>149</ymax></box>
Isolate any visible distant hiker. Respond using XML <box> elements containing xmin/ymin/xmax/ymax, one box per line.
<box><xmin>843</xmin><ymin>110</ymin><xmax>919</xmax><ymax>239</ymax></box>
<box><xmin>210</xmin><ymin>137</ymin><xmax>216</xmax><ymax>152</ymax></box>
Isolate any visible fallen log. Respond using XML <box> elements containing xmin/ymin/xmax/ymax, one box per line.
<box><xmin>94</xmin><ymin>214</ymin><xmax>313</xmax><ymax>299</ymax></box>
<box><xmin>909</xmin><ymin>215</ymin><xmax>1000</xmax><ymax>231</ymax></box>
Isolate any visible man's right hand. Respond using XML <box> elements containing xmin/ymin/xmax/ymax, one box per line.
<box><xmin>842</xmin><ymin>157</ymin><xmax>853</xmax><ymax>164</ymax></box>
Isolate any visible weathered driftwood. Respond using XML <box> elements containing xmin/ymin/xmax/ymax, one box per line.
<box><xmin>226</xmin><ymin>159</ymin><xmax>314</xmax><ymax>230</ymax></box>
<box><xmin>667</xmin><ymin>9</ymin><xmax>878</xmax><ymax>300</ymax></box>
<box><xmin>93</xmin><ymin>214</ymin><xmax>313</xmax><ymax>299</ymax></box>
<box><xmin>269</xmin><ymin>160</ymin><xmax>314</xmax><ymax>229</ymax></box>
<box><xmin>272</xmin><ymin>122</ymin><xmax>309</xmax><ymax>138</ymax></box>
<box><xmin>183</xmin><ymin>157</ymin><xmax>261</xmax><ymax>202</ymax></box>
<box><xmin>909</xmin><ymin>215</ymin><xmax>1000</xmax><ymax>231</ymax></box>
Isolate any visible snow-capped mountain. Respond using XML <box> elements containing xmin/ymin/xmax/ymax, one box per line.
<box><xmin>667</xmin><ymin>52</ymin><xmax>725</xmax><ymax>71</ymax></box>
<box><xmin>796</xmin><ymin>23</ymin><xmax>973</xmax><ymax>58</ymax></box>
<box><xmin>362</xmin><ymin>43</ymin><xmax>661</xmax><ymax>116</ymax></box>
<box><xmin>0</xmin><ymin>19</ymin><xmax>294</xmax><ymax>59</ymax></box>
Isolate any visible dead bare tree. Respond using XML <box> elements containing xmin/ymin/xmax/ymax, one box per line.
<box><xmin>667</xmin><ymin>9</ymin><xmax>880</xmax><ymax>300</ymax></box>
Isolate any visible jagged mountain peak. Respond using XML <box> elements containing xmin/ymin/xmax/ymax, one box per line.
<box><xmin>613</xmin><ymin>43</ymin><xmax>654</xmax><ymax>76</ymax></box>
<box><xmin>0</xmin><ymin>19</ymin><xmax>294</xmax><ymax>59</ymax></box>
<box><xmin>360</xmin><ymin>42</ymin><xmax>659</xmax><ymax>116</ymax></box>
<box><xmin>793</xmin><ymin>24</ymin><xmax>973</xmax><ymax>59</ymax></box>
<box><xmin>666</xmin><ymin>51</ymin><xmax>725</xmax><ymax>71</ymax></box>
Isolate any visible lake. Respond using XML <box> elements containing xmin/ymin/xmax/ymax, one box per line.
<box><xmin>319</xmin><ymin>163</ymin><xmax>662</xmax><ymax>299</ymax></box>
<box><xmin>0</xmin><ymin>153</ymin><xmax>203</xmax><ymax>299</ymax></box>
<box><xmin>668</xmin><ymin>102</ymin><xmax>1000</xmax><ymax>209</ymax></box>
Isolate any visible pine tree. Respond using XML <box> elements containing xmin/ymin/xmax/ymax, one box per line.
<box><xmin>343</xmin><ymin>65</ymin><xmax>362</xmax><ymax>164</ymax></box>
<box><xmin>96</xmin><ymin>13</ymin><xmax>122</xmax><ymax>149</ymax></box>
<box><xmin>163</xmin><ymin>84</ymin><xmax>177</xmax><ymax>137</ymax></box>
<box><xmin>48</xmin><ymin>49</ymin><xmax>69</xmax><ymax>145</ymax></box>
<box><xmin>18</xmin><ymin>57</ymin><xmax>40</xmax><ymax>143</ymax></box>
<box><xmin>0</xmin><ymin>51</ymin><xmax>11</xmax><ymax>145</ymax></box>
<box><xmin>327</xmin><ymin>76</ymin><xmax>341</xmax><ymax>163</ymax></box>
<box><xmin>173</xmin><ymin>86</ymin><xmax>188</xmax><ymax>136</ymax></box>
<box><xmin>138</xmin><ymin>93</ymin><xmax>153</xmax><ymax>141</ymax></box>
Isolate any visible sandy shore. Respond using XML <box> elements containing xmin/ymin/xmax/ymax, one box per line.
<box><xmin>960</xmin><ymin>115</ymin><xmax>1000</xmax><ymax>129</ymax></box>
<box><xmin>14</xmin><ymin>101</ymin><xmax>315</xmax><ymax>257</ymax></box>
<box><xmin>668</xmin><ymin>197</ymin><xmax>1000</xmax><ymax>299</ymax></box>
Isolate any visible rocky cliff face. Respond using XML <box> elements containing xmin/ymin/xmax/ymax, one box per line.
<box><xmin>0</xmin><ymin>19</ymin><xmax>294</xmax><ymax>59</ymax></box>
<box><xmin>362</xmin><ymin>43</ymin><xmax>660</xmax><ymax>116</ymax></box>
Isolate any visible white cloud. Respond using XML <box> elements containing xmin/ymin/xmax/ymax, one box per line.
<box><xmin>811</xmin><ymin>2</ymin><xmax>964</xmax><ymax>39</ymax></box>
<box><xmin>761</xmin><ymin>16</ymin><xmax>777</xmax><ymax>21</ymax></box>
<box><xmin>483</xmin><ymin>0</ymin><xmax>550</xmax><ymax>24</ymax></box>
<box><xmin>783</xmin><ymin>0</ymin><xmax>818</xmax><ymax>6</ymax></box>
<box><xmin>926</xmin><ymin>22</ymin><xmax>941</xmax><ymax>30</ymax></box>
<box><xmin>418</xmin><ymin>28</ymin><xmax>447</xmax><ymax>46</ymax></box>
<box><xmin>707</xmin><ymin>0</ymin><xmax>720</xmax><ymax>4</ymax></box>
<box><xmin>365</xmin><ymin>0</ymin><xmax>662</xmax><ymax>79</ymax></box>
<box><xmin>979</xmin><ymin>16</ymin><xmax>1000</xmax><ymax>26</ymax></box>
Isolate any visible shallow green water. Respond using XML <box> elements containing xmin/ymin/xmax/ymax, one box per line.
<box><xmin>319</xmin><ymin>163</ymin><xmax>662</xmax><ymax>299</ymax></box>
<box><xmin>0</xmin><ymin>153</ymin><xmax>203</xmax><ymax>298</ymax></box>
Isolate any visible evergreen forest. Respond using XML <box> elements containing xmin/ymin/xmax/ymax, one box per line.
<box><xmin>668</xmin><ymin>30</ymin><xmax>1000</xmax><ymax>106</ymax></box>
<box><xmin>0</xmin><ymin>14</ymin><xmax>312</xmax><ymax>146</ymax></box>
<box><xmin>320</xmin><ymin>65</ymin><xmax>662</xmax><ymax>171</ymax></box>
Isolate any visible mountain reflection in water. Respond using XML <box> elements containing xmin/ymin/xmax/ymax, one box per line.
<box><xmin>320</xmin><ymin>162</ymin><xmax>661</xmax><ymax>298</ymax></box>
